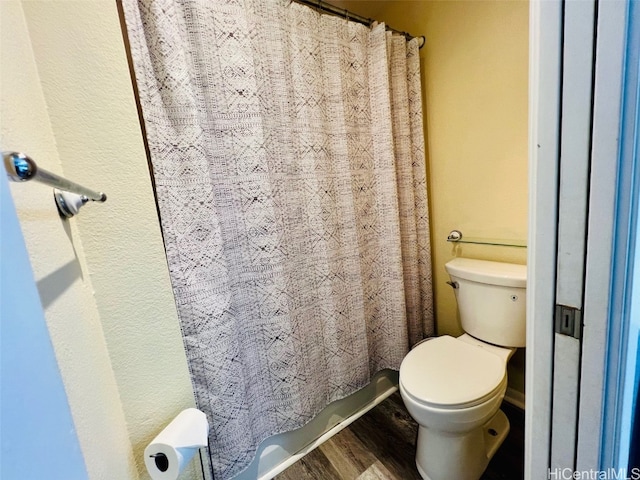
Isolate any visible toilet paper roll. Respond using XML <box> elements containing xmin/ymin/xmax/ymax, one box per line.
<box><xmin>144</xmin><ymin>408</ymin><xmax>209</xmax><ymax>480</ymax></box>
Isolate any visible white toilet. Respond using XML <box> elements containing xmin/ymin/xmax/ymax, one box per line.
<box><xmin>399</xmin><ymin>257</ymin><xmax>526</xmax><ymax>480</ymax></box>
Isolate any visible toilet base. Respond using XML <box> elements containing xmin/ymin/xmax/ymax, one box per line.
<box><xmin>415</xmin><ymin>409</ymin><xmax>510</xmax><ymax>480</ymax></box>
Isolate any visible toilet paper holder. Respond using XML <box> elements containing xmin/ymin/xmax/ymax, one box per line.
<box><xmin>149</xmin><ymin>453</ymin><xmax>170</xmax><ymax>473</ymax></box>
<box><xmin>144</xmin><ymin>408</ymin><xmax>209</xmax><ymax>480</ymax></box>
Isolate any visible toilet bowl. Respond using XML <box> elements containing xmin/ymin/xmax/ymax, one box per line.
<box><xmin>399</xmin><ymin>258</ymin><xmax>526</xmax><ymax>480</ymax></box>
<box><xmin>400</xmin><ymin>334</ymin><xmax>514</xmax><ymax>480</ymax></box>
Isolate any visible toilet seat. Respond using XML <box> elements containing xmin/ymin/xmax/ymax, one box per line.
<box><xmin>399</xmin><ymin>335</ymin><xmax>506</xmax><ymax>409</ymax></box>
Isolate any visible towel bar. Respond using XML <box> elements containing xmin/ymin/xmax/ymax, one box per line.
<box><xmin>3</xmin><ymin>151</ymin><xmax>106</xmax><ymax>217</ymax></box>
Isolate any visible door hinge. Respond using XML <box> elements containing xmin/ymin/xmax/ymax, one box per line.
<box><xmin>555</xmin><ymin>304</ymin><xmax>582</xmax><ymax>339</ymax></box>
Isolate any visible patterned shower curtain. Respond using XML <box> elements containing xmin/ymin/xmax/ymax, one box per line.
<box><xmin>123</xmin><ymin>0</ymin><xmax>433</xmax><ymax>478</ymax></box>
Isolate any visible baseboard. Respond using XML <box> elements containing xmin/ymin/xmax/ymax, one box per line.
<box><xmin>504</xmin><ymin>387</ymin><xmax>526</xmax><ymax>410</ymax></box>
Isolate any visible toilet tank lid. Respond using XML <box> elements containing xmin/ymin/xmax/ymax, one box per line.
<box><xmin>445</xmin><ymin>258</ymin><xmax>526</xmax><ymax>287</ymax></box>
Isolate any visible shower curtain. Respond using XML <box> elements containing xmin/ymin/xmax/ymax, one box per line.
<box><xmin>123</xmin><ymin>0</ymin><xmax>433</xmax><ymax>477</ymax></box>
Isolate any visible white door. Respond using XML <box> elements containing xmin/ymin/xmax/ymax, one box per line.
<box><xmin>0</xmin><ymin>174</ymin><xmax>88</xmax><ymax>479</ymax></box>
<box><xmin>550</xmin><ymin>0</ymin><xmax>597</xmax><ymax>469</ymax></box>
<box><xmin>527</xmin><ymin>0</ymin><xmax>631</xmax><ymax>477</ymax></box>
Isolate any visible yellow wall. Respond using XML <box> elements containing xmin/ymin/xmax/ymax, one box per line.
<box><xmin>1</xmin><ymin>1</ymin><xmax>199</xmax><ymax>478</ymax></box>
<box><xmin>339</xmin><ymin>0</ymin><xmax>529</xmax><ymax>394</ymax></box>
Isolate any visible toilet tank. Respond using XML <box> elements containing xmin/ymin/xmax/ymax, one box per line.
<box><xmin>445</xmin><ymin>258</ymin><xmax>527</xmax><ymax>348</ymax></box>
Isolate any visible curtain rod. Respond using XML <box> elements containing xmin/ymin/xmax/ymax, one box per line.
<box><xmin>290</xmin><ymin>0</ymin><xmax>426</xmax><ymax>49</ymax></box>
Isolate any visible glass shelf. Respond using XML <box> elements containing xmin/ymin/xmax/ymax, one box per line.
<box><xmin>447</xmin><ymin>234</ymin><xmax>527</xmax><ymax>248</ymax></box>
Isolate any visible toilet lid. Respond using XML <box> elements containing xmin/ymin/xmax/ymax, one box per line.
<box><xmin>399</xmin><ymin>335</ymin><xmax>505</xmax><ymax>408</ymax></box>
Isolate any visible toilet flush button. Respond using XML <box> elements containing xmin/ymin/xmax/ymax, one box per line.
<box><xmin>510</xmin><ymin>295</ymin><xmax>518</xmax><ymax>301</ymax></box>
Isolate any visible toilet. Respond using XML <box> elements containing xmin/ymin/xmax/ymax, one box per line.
<box><xmin>399</xmin><ymin>257</ymin><xmax>526</xmax><ymax>480</ymax></box>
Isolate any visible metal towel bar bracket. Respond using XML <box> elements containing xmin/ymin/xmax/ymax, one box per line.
<box><xmin>3</xmin><ymin>151</ymin><xmax>106</xmax><ymax>218</ymax></box>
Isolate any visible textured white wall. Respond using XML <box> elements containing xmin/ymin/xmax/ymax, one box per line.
<box><xmin>1</xmin><ymin>2</ymin><xmax>137</xmax><ymax>478</ymax></box>
<box><xmin>2</xmin><ymin>1</ymin><xmax>200</xmax><ymax>479</ymax></box>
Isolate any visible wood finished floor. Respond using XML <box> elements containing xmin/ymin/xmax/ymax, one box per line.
<box><xmin>274</xmin><ymin>392</ymin><xmax>524</xmax><ymax>480</ymax></box>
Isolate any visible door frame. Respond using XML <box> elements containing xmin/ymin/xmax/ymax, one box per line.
<box><xmin>526</xmin><ymin>0</ymin><xmax>632</xmax><ymax>477</ymax></box>
<box><xmin>526</xmin><ymin>2</ymin><xmax>562</xmax><ymax>477</ymax></box>
<box><xmin>599</xmin><ymin>0</ymin><xmax>640</xmax><ymax>469</ymax></box>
